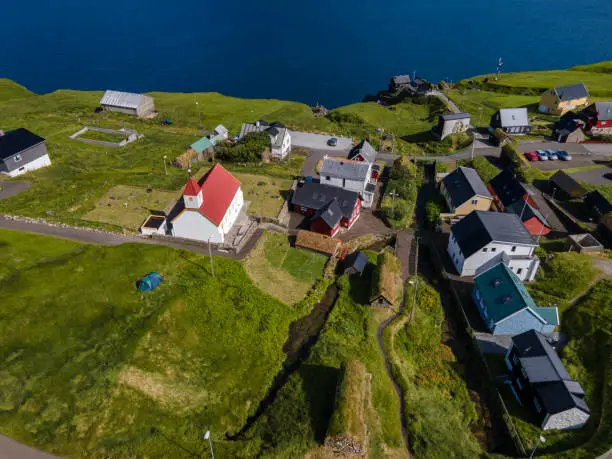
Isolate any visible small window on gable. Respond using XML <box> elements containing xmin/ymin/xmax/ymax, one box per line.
<box><xmin>517</xmin><ymin>268</ymin><xmax>523</xmax><ymax>275</ymax></box>
<box><xmin>491</xmin><ymin>248</ymin><xmax>497</xmax><ymax>252</ymax></box>
<box><xmin>14</xmin><ymin>154</ymin><xmax>22</xmax><ymax>163</ymax></box>
<box><xmin>511</xmin><ymin>246</ymin><xmax>517</xmax><ymax>252</ymax></box>
<box><xmin>471</xmin><ymin>199</ymin><xmax>478</xmax><ymax>205</ymax></box>
<box><xmin>482</xmin><ymin>248</ymin><xmax>488</xmax><ymax>252</ymax></box>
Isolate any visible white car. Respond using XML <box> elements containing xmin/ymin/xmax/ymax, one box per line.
<box><xmin>536</xmin><ymin>150</ymin><xmax>549</xmax><ymax>160</ymax></box>
<box><xmin>546</xmin><ymin>150</ymin><xmax>558</xmax><ymax>160</ymax></box>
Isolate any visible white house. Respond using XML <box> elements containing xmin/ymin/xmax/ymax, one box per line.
<box><xmin>447</xmin><ymin>210</ymin><xmax>540</xmax><ymax>281</ymax></box>
<box><xmin>169</xmin><ymin>164</ymin><xmax>243</xmax><ymax>243</ymax></box>
<box><xmin>0</xmin><ymin>128</ymin><xmax>52</xmax><ymax>177</ymax></box>
<box><xmin>319</xmin><ymin>157</ymin><xmax>376</xmax><ymax>208</ymax></box>
<box><xmin>239</xmin><ymin>120</ymin><xmax>291</xmax><ymax>160</ymax></box>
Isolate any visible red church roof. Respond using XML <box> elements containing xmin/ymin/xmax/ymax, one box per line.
<box><xmin>183</xmin><ymin>177</ymin><xmax>201</xmax><ymax>196</ymax></box>
<box><xmin>194</xmin><ymin>163</ymin><xmax>241</xmax><ymax>226</ymax></box>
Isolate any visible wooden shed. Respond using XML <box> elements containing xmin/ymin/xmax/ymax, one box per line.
<box><xmin>369</xmin><ymin>250</ymin><xmax>402</xmax><ymax>308</ymax></box>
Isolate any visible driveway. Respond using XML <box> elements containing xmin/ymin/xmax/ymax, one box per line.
<box><xmin>0</xmin><ymin>434</ymin><xmax>59</xmax><ymax>459</ymax></box>
<box><xmin>570</xmin><ymin>165</ymin><xmax>612</xmax><ymax>186</ymax></box>
<box><xmin>530</xmin><ymin>156</ymin><xmax>596</xmax><ymax>171</ymax></box>
<box><xmin>289</xmin><ymin>131</ymin><xmax>353</xmax><ymax>152</ymax></box>
<box><xmin>0</xmin><ymin>181</ymin><xmax>32</xmax><ymax>200</ymax></box>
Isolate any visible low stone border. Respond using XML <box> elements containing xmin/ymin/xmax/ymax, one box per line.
<box><xmin>69</xmin><ymin>126</ymin><xmax>143</xmax><ymax>147</ymax></box>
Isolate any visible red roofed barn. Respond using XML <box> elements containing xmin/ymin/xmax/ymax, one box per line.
<box><xmin>170</xmin><ymin>164</ymin><xmax>243</xmax><ymax>243</ymax></box>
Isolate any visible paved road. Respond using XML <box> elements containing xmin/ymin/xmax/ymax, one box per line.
<box><xmin>0</xmin><ymin>434</ymin><xmax>59</xmax><ymax>459</ymax></box>
<box><xmin>0</xmin><ymin>181</ymin><xmax>32</xmax><ymax>200</ymax></box>
<box><xmin>289</xmin><ymin>130</ymin><xmax>353</xmax><ymax>151</ymax></box>
<box><xmin>0</xmin><ymin>217</ymin><xmax>262</xmax><ymax>261</ymax></box>
<box><xmin>570</xmin><ymin>165</ymin><xmax>612</xmax><ymax>186</ymax></box>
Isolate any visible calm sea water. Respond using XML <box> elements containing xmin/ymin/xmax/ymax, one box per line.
<box><xmin>1</xmin><ymin>0</ymin><xmax>611</xmax><ymax>107</ymax></box>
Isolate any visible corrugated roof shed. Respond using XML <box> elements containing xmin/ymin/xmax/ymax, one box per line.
<box><xmin>100</xmin><ymin>90</ymin><xmax>147</xmax><ymax>109</ymax></box>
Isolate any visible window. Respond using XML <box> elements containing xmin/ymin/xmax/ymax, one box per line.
<box><xmin>521</xmin><ymin>367</ymin><xmax>527</xmax><ymax>379</ymax></box>
<box><xmin>533</xmin><ymin>397</ymin><xmax>543</xmax><ymax>413</ymax></box>
<box><xmin>471</xmin><ymin>199</ymin><xmax>478</xmax><ymax>205</ymax></box>
<box><xmin>512</xmin><ymin>353</ymin><xmax>519</xmax><ymax>365</ymax></box>
<box><xmin>516</xmin><ymin>378</ymin><xmax>523</xmax><ymax>390</ymax></box>
<box><xmin>14</xmin><ymin>154</ymin><xmax>22</xmax><ymax>163</ymax></box>
<box><xmin>326</xmin><ymin>176</ymin><xmax>330</xmax><ymax>181</ymax></box>
<box><xmin>511</xmin><ymin>246</ymin><xmax>517</xmax><ymax>252</ymax></box>
<box><xmin>517</xmin><ymin>268</ymin><xmax>523</xmax><ymax>276</ymax></box>
<box><xmin>482</xmin><ymin>248</ymin><xmax>488</xmax><ymax>252</ymax></box>
<box><xmin>491</xmin><ymin>248</ymin><xmax>497</xmax><ymax>252</ymax></box>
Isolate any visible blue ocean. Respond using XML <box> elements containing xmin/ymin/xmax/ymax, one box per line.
<box><xmin>1</xmin><ymin>0</ymin><xmax>611</xmax><ymax>107</ymax></box>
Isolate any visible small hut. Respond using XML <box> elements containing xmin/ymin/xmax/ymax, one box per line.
<box><xmin>369</xmin><ymin>250</ymin><xmax>402</xmax><ymax>308</ymax></box>
<box><xmin>343</xmin><ymin>251</ymin><xmax>368</xmax><ymax>276</ymax></box>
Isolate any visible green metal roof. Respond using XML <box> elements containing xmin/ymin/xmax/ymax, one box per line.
<box><xmin>191</xmin><ymin>137</ymin><xmax>214</xmax><ymax>154</ymax></box>
<box><xmin>474</xmin><ymin>263</ymin><xmax>536</xmax><ymax>323</ymax></box>
<box><xmin>532</xmin><ymin>307</ymin><xmax>559</xmax><ymax>326</ymax></box>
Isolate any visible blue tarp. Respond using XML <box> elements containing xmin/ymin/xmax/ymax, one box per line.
<box><xmin>137</xmin><ymin>272</ymin><xmax>163</xmax><ymax>292</ymax></box>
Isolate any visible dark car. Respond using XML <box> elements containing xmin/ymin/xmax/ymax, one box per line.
<box><xmin>328</xmin><ymin>137</ymin><xmax>338</xmax><ymax>147</ymax></box>
<box><xmin>604</xmin><ymin>172</ymin><xmax>612</xmax><ymax>181</ymax></box>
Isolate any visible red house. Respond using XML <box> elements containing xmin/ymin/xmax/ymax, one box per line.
<box><xmin>506</xmin><ymin>200</ymin><xmax>551</xmax><ymax>236</ymax></box>
<box><xmin>348</xmin><ymin>140</ymin><xmax>378</xmax><ymax>164</ymax></box>
<box><xmin>581</xmin><ymin>102</ymin><xmax>612</xmax><ymax>134</ymax></box>
<box><xmin>291</xmin><ymin>182</ymin><xmax>361</xmax><ymax>237</ymax></box>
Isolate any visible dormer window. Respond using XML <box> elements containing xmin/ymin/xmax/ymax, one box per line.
<box><xmin>502</xmin><ymin>295</ymin><xmax>513</xmax><ymax>304</ymax></box>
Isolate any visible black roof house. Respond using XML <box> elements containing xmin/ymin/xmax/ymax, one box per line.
<box><xmin>451</xmin><ymin>210</ymin><xmax>536</xmax><ymax>258</ymax></box>
<box><xmin>489</xmin><ymin>169</ymin><xmax>528</xmax><ymax>209</ymax></box>
<box><xmin>0</xmin><ymin>128</ymin><xmax>45</xmax><ymax>161</ymax></box>
<box><xmin>584</xmin><ymin>190</ymin><xmax>612</xmax><ymax>221</ymax></box>
<box><xmin>343</xmin><ymin>251</ymin><xmax>368</xmax><ymax>276</ymax></box>
<box><xmin>507</xmin><ymin>330</ymin><xmax>590</xmax><ymax>429</ymax></box>
<box><xmin>553</xmin><ymin>83</ymin><xmax>590</xmax><ymax>101</ymax></box>
<box><xmin>549</xmin><ymin>170</ymin><xmax>587</xmax><ymax>200</ymax></box>
<box><xmin>441</xmin><ymin>166</ymin><xmax>492</xmax><ymax>209</ymax></box>
<box><xmin>291</xmin><ymin>181</ymin><xmax>360</xmax><ymax>222</ymax></box>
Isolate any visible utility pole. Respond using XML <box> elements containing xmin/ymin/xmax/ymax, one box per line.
<box><xmin>163</xmin><ymin>155</ymin><xmax>168</xmax><ymax>175</ymax></box>
<box><xmin>389</xmin><ymin>189</ymin><xmax>399</xmax><ymax>219</ymax></box>
<box><xmin>537</xmin><ymin>213</ymin><xmax>549</xmax><ymax>243</ymax></box>
<box><xmin>470</xmin><ymin>132</ymin><xmax>476</xmax><ymax>160</ymax></box>
<box><xmin>408</xmin><ymin>237</ymin><xmax>420</xmax><ymax>322</ymax></box>
<box><xmin>529</xmin><ymin>435</ymin><xmax>545</xmax><ymax>459</ymax></box>
<box><xmin>203</xmin><ymin>430</ymin><xmax>215</xmax><ymax>459</ymax></box>
<box><xmin>379</xmin><ymin>127</ymin><xmax>384</xmax><ymax>151</ymax></box>
<box><xmin>208</xmin><ymin>238</ymin><xmax>215</xmax><ymax>278</ymax></box>
<box><xmin>195</xmin><ymin>100</ymin><xmax>202</xmax><ymax>128</ymax></box>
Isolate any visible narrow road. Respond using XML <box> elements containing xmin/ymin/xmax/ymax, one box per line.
<box><xmin>0</xmin><ymin>216</ymin><xmax>263</xmax><ymax>261</ymax></box>
<box><xmin>376</xmin><ymin>231</ymin><xmax>416</xmax><ymax>455</ymax></box>
<box><xmin>0</xmin><ymin>434</ymin><xmax>59</xmax><ymax>459</ymax></box>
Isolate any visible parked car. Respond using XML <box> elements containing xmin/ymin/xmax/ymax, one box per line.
<box><xmin>604</xmin><ymin>172</ymin><xmax>612</xmax><ymax>181</ymax></box>
<box><xmin>546</xmin><ymin>150</ymin><xmax>559</xmax><ymax>160</ymax></box>
<box><xmin>328</xmin><ymin>137</ymin><xmax>338</xmax><ymax>147</ymax></box>
<box><xmin>536</xmin><ymin>150</ymin><xmax>549</xmax><ymax>160</ymax></box>
<box><xmin>524</xmin><ymin>151</ymin><xmax>539</xmax><ymax>161</ymax></box>
<box><xmin>556</xmin><ymin>150</ymin><xmax>572</xmax><ymax>161</ymax></box>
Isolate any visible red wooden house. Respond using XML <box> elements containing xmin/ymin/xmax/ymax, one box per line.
<box><xmin>506</xmin><ymin>201</ymin><xmax>551</xmax><ymax>236</ymax></box>
<box><xmin>291</xmin><ymin>182</ymin><xmax>361</xmax><ymax>237</ymax></box>
<box><xmin>580</xmin><ymin>102</ymin><xmax>612</xmax><ymax>134</ymax></box>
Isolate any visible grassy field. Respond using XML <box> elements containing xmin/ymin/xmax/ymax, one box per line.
<box><xmin>0</xmin><ymin>228</ymin><xmax>307</xmax><ymax>458</ymax></box>
<box><xmin>0</xmin><ymin>78</ymin><xmax>34</xmax><ymax>101</ymax></box>
<box><xmin>244</xmin><ymin>231</ymin><xmax>328</xmax><ymax>305</ymax></box>
<box><xmin>233</xmin><ymin>173</ymin><xmax>292</xmax><ymax>218</ymax></box>
<box><xmin>445</xmin><ymin>89</ymin><xmax>539</xmax><ymax>128</ymax></box>
<box><xmin>82</xmin><ymin>185</ymin><xmax>179</xmax><ymax>230</ymax></box>
<box><xmin>384</xmin><ymin>278</ymin><xmax>482</xmax><ymax>458</ymax></box>
<box><xmin>461</xmin><ymin>65</ymin><xmax>612</xmax><ymax>97</ymax></box>
<box><xmin>237</xmin><ymin>261</ymin><xmax>409</xmax><ymax>458</ymax></box>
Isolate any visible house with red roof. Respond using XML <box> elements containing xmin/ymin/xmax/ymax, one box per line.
<box><xmin>169</xmin><ymin>164</ymin><xmax>244</xmax><ymax>243</ymax></box>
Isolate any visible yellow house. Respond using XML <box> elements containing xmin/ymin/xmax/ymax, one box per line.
<box><xmin>440</xmin><ymin>166</ymin><xmax>493</xmax><ymax>217</ymax></box>
<box><xmin>539</xmin><ymin>83</ymin><xmax>590</xmax><ymax>115</ymax></box>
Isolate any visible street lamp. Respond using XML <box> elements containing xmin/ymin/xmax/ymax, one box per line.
<box><xmin>188</xmin><ymin>168</ymin><xmax>192</xmax><ymax>177</ymax></box>
<box><xmin>203</xmin><ymin>430</ymin><xmax>215</xmax><ymax>459</ymax></box>
<box><xmin>388</xmin><ymin>189</ymin><xmax>400</xmax><ymax>219</ymax></box>
<box><xmin>529</xmin><ymin>435</ymin><xmax>545</xmax><ymax>459</ymax></box>
<box><xmin>163</xmin><ymin>155</ymin><xmax>168</xmax><ymax>175</ymax></box>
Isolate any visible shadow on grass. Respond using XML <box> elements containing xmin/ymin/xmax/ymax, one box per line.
<box><xmin>298</xmin><ymin>364</ymin><xmax>341</xmax><ymax>443</ymax></box>
<box><xmin>150</xmin><ymin>426</ymin><xmax>201</xmax><ymax>458</ymax></box>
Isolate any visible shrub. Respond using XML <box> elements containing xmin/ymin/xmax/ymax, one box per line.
<box><xmin>470</xmin><ymin>156</ymin><xmax>500</xmax><ymax>183</ymax></box>
<box><xmin>425</xmin><ymin>196</ymin><xmax>444</xmax><ymax>227</ymax></box>
<box><xmin>216</xmin><ymin>131</ymin><xmax>271</xmax><ymax>162</ymax></box>
<box><xmin>390</xmin><ymin>155</ymin><xmax>417</xmax><ymax>180</ymax></box>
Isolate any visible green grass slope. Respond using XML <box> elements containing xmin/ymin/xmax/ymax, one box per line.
<box><xmin>0</xmin><ymin>79</ymin><xmax>35</xmax><ymax>102</ymax></box>
<box><xmin>570</xmin><ymin>61</ymin><xmax>612</xmax><ymax>74</ymax></box>
<box><xmin>0</xmin><ymin>229</ymin><xmax>302</xmax><ymax>457</ymax></box>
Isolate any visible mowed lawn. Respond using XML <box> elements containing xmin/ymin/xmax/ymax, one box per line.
<box><xmin>245</xmin><ymin>231</ymin><xmax>328</xmax><ymax>305</ymax></box>
<box><xmin>0</xmin><ymin>229</ymin><xmax>301</xmax><ymax>457</ymax></box>
<box><xmin>82</xmin><ymin>185</ymin><xmax>180</xmax><ymax>230</ymax></box>
<box><xmin>235</xmin><ymin>173</ymin><xmax>293</xmax><ymax>218</ymax></box>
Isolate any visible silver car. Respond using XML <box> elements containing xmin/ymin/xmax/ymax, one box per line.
<box><xmin>536</xmin><ymin>150</ymin><xmax>549</xmax><ymax>160</ymax></box>
<box><xmin>546</xmin><ymin>149</ymin><xmax>558</xmax><ymax>160</ymax></box>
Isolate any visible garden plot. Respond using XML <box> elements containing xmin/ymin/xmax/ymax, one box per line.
<box><xmin>82</xmin><ymin>185</ymin><xmax>179</xmax><ymax>230</ymax></box>
<box><xmin>70</xmin><ymin>126</ymin><xmax>143</xmax><ymax>147</ymax></box>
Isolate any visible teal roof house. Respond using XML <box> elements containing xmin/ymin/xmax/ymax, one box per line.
<box><xmin>472</xmin><ymin>261</ymin><xmax>558</xmax><ymax>335</ymax></box>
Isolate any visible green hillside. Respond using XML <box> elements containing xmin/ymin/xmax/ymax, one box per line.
<box><xmin>570</xmin><ymin>61</ymin><xmax>612</xmax><ymax>74</ymax></box>
<box><xmin>0</xmin><ymin>79</ymin><xmax>35</xmax><ymax>101</ymax></box>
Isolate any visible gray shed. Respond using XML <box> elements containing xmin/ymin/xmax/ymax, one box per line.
<box><xmin>100</xmin><ymin>90</ymin><xmax>155</xmax><ymax>117</ymax></box>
